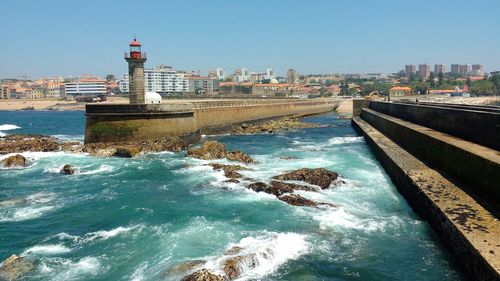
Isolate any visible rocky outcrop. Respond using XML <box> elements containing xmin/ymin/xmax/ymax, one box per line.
<box><xmin>209</xmin><ymin>163</ymin><xmax>247</xmax><ymax>180</ymax></box>
<box><xmin>272</xmin><ymin>168</ymin><xmax>339</xmax><ymax>189</ymax></box>
<box><xmin>232</xmin><ymin>118</ymin><xmax>324</xmax><ymax>135</ymax></box>
<box><xmin>246</xmin><ymin>181</ymin><xmax>317</xmax><ymax>197</ymax></box>
<box><xmin>167</xmin><ymin>260</ymin><xmax>206</xmax><ymax>275</ymax></box>
<box><xmin>181</xmin><ymin>269</ymin><xmax>226</xmax><ymax>281</ymax></box>
<box><xmin>279</xmin><ymin>194</ymin><xmax>336</xmax><ymax>207</ymax></box>
<box><xmin>0</xmin><ymin>254</ymin><xmax>35</xmax><ymax>281</ymax></box>
<box><xmin>1</xmin><ymin>154</ymin><xmax>27</xmax><ymax>167</ymax></box>
<box><xmin>83</xmin><ymin>138</ymin><xmax>188</xmax><ymax>157</ymax></box>
<box><xmin>0</xmin><ymin>134</ymin><xmax>80</xmax><ymax>154</ymax></box>
<box><xmin>60</xmin><ymin>164</ymin><xmax>76</xmax><ymax>175</ymax></box>
<box><xmin>188</xmin><ymin>141</ymin><xmax>253</xmax><ymax>163</ymax></box>
<box><xmin>226</xmin><ymin>151</ymin><xmax>253</xmax><ymax>163</ymax></box>
<box><xmin>187</xmin><ymin>141</ymin><xmax>227</xmax><ymax>160</ymax></box>
<box><xmin>223</xmin><ymin>254</ymin><xmax>258</xmax><ymax>280</ymax></box>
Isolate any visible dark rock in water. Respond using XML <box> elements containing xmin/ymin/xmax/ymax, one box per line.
<box><xmin>60</xmin><ymin>164</ymin><xmax>76</xmax><ymax>175</ymax></box>
<box><xmin>279</xmin><ymin>194</ymin><xmax>336</xmax><ymax>208</ymax></box>
<box><xmin>246</xmin><ymin>181</ymin><xmax>316</xmax><ymax>196</ymax></box>
<box><xmin>1</xmin><ymin>154</ymin><xmax>27</xmax><ymax>167</ymax></box>
<box><xmin>187</xmin><ymin>141</ymin><xmax>227</xmax><ymax>160</ymax></box>
<box><xmin>224</xmin><ymin>179</ymin><xmax>240</xmax><ymax>184</ymax></box>
<box><xmin>226</xmin><ymin>150</ymin><xmax>253</xmax><ymax>163</ymax></box>
<box><xmin>209</xmin><ymin>164</ymin><xmax>247</xmax><ymax>173</ymax></box>
<box><xmin>223</xmin><ymin>254</ymin><xmax>258</xmax><ymax>280</ymax></box>
<box><xmin>168</xmin><ymin>260</ymin><xmax>206</xmax><ymax>275</ymax></box>
<box><xmin>0</xmin><ymin>254</ymin><xmax>35</xmax><ymax>281</ymax></box>
<box><xmin>224</xmin><ymin>171</ymin><xmax>242</xmax><ymax>179</ymax></box>
<box><xmin>272</xmin><ymin>168</ymin><xmax>338</xmax><ymax>189</ymax></box>
<box><xmin>113</xmin><ymin>146</ymin><xmax>142</xmax><ymax>158</ymax></box>
<box><xmin>181</xmin><ymin>269</ymin><xmax>226</xmax><ymax>281</ymax></box>
<box><xmin>232</xmin><ymin>118</ymin><xmax>323</xmax><ymax>135</ymax></box>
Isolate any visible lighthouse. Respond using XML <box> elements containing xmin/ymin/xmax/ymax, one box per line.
<box><xmin>125</xmin><ymin>37</ymin><xmax>147</xmax><ymax>104</ymax></box>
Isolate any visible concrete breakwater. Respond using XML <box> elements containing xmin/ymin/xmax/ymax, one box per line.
<box><xmin>84</xmin><ymin>99</ymin><xmax>339</xmax><ymax>144</ymax></box>
<box><xmin>352</xmin><ymin>100</ymin><xmax>500</xmax><ymax>281</ymax></box>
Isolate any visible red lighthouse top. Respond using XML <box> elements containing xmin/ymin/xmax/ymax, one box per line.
<box><xmin>129</xmin><ymin>38</ymin><xmax>141</xmax><ymax>47</ymax></box>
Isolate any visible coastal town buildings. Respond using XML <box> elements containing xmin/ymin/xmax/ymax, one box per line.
<box><xmin>389</xmin><ymin>86</ymin><xmax>412</xmax><ymax>96</ymax></box>
<box><xmin>459</xmin><ymin>64</ymin><xmax>472</xmax><ymax>76</ymax></box>
<box><xmin>287</xmin><ymin>69</ymin><xmax>299</xmax><ymax>84</ymax></box>
<box><xmin>65</xmin><ymin>76</ymin><xmax>107</xmax><ymax>97</ymax></box>
<box><xmin>434</xmin><ymin>64</ymin><xmax>446</xmax><ymax>74</ymax></box>
<box><xmin>119</xmin><ymin>65</ymin><xmax>189</xmax><ymax>95</ymax></box>
<box><xmin>186</xmin><ymin>76</ymin><xmax>216</xmax><ymax>94</ymax></box>
<box><xmin>451</xmin><ymin>64</ymin><xmax>460</xmax><ymax>74</ymax></box>
<box><xmin>418</xmin><ymin>64</ymin><xmax>430</xmax><ymax>80</ymax></box>
<box><xmin>208</xmin><ymin>68</ymin><xmax>226</xmax><ymax>80</ymax></box>
<box><xmin>472</xmin><ymin>64</ymin><xmax>483</xmax><ymax>76</ymax></box>
<box><xmin>1</xmin><ymin>85</ymin><xmax>10</xmax><ymax>99</ymax></box>
<box><xmin>405</xmin><ymin>65</ymin><xmax>416</xmax><ymax>77</ymax></box>
<box><xmin>233</xmin><ymin>68</ymin><xmax>250</xmax><ymax>82</ymax></box>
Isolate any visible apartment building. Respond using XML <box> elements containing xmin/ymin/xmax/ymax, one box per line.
<box><xmin>119</xmin><ymin>65</ymin><xmax>189</xmax><ymax>95</ymax></box>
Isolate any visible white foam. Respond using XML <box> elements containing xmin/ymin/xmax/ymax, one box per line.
<box><xmin>22</xmin><ymin>244</ymin><xmax>71</xmax><ymax>256</ymax></box>
<box><xmin>0</xmin><ymin>205</ymin><xmax>55</xmax><ymax>222</ymax></box>
<box><xmin>203</xmin><ymin>232</ymin><xmax>309</xmax><ymax>280</ymax></box>
<box><xmin>55</xmin><ymin>224</ymin><xmax>144</xmax><ymax>245</ymax></box>
<box><xmin>0</xmin><ymin>124</ymin><xmax>21</xmax><ymax>131</ymax></box>
<box><xmin>51</xmin><ymin>257</ymin><xmax>103</xmax><ymax>280</ymax></box>
<box><xmin>328</xmin><ymin>136</ymin><xmax>364</xmax><ymax>145</ymax></box>
<box><xmin>77</xmin><ymin>164</ymin><xmax>114</xmax><ymax>175</ymax></box>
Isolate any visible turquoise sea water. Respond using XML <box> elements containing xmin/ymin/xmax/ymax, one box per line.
<box><xmin>0</xmin><ymin>111</ymin><xmax>466</xmax><ymax>281</ymax></box>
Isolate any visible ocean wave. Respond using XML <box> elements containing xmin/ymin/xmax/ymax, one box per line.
<box><xmin>200</xmin><ymin>232</ymin><xmax>309</xmax><ymax>280</ymax></box>
<box><xmin>38</xmin><ymin>256</ymin><xmax>104</xmax><ymax>280</ymax></box>
<box><xmin>55</xmin><ymin>224</ymin><xmax>144</xmax><ymax>245</ymax></box>
<box><xmin>0</xmin><ymin>124</ymin><xmax>21</xmax><ymax>137</ymax></box>
<box><xmin>328</xmin><ymin>136</ymin><xmax>364</xmax><ymax>145</ymax></box>
<box><xmin>0</xmin><ymin>205</ymin><xmax>56</xmax><ymax>222</ymax></box>
<box><xmin>22</xmin><ymin>244</ymin><xmax>71</xmax><ymax>256</ymax></box>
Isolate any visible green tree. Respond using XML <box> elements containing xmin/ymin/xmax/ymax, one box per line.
<box><xmin>106</xmin><ymin>74</ymin><xmax>116</xmax><ymax>81</ymax></box>
<box><xmin>470</xmin><ymin>80</ymin><xmax>497</xmax><ymax>96</ymax></box>
<box><xmin>438</xmin><ymin>72</ymin><xmax>444</xmax><ymax>86</ymax></box>
<box><xmin>489</xmin><ymin>74</ymin><xmax>500</xmax><ymax>95</ymax></box>
<box><xmin>340</xmin><ymin>81</ymin><xmax>349</xmax><ymax>96</ymax></box>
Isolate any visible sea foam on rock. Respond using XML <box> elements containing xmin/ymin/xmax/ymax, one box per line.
<box><xmin>0</xmin><ymin>134</ymin><xmax>80</xmax><ymax>154</ymax></box>
<box><xmin>272</xmin><ymin>168</ymin><xmax>339</xmax><ymax>189</ymax></box>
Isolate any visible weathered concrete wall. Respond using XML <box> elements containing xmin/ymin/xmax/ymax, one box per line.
<box><xmin>369</xmin><ymin>101</ymin><xmax>500</xmax><ymax>150</ymax></box>
<box><xmin>84</xmin><ymin>100</ymin><xmax>338</xmax><ymax>144</ymax></box>
<box><xmin>361</xmin><ymin>108</ymin><xmax>500</xmax><ymax>212</ymax></box>
<box><xmin>194</xmin><ymin>100</ymin><xmax>337</xmax><ymax>133</ymax></box>
<box><xmin>352</xmin><ymin>117</ymin><xmax>500</xmax><ymax>281</ymax></box>
<box><xmin>352</xmin><ymin>99</ymin><xmax>371</xmax><ymax>116</ymax></box>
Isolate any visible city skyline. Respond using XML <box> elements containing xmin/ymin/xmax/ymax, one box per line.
<box><xmin>1</xmin><ymin>0</ymin><xmax>500</xmax><ymax>78</ymax></box>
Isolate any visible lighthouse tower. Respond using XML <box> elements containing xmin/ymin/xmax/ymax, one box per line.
<box><xmin>125</xmin><ymin>37</ymin><xmax>147</xmax><ymax>104</ymax></box>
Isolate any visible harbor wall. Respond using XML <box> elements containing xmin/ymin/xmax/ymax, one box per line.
<box><xmin>84</xmin><ymin>100</ymin><xmax>338</xmax><ymax>144</ymax></box>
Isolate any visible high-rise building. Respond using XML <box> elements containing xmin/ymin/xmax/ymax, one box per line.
<box><xmin>65</xmin><ymin>78</ymin><xmax>107</xmax><ymax>97</ymax></box>
<box><xmin>434</xmin><ymin>64</ymin><xmax>446</xmax><ymax>74</ymax></box>
<box><xmin>472</xmin><ymin>64</ymin><xmax>483</xmax><ymax>76</ymax></box>
<box><xmin>459</xmin><ymin>64</ymin><xmax>471</xmax><ymax>76</ymax></box>
<box><xmin>265</xmin><ymin>68</ymin><xmax>276</xmax><ymax>80</ymax></box>
<box><xmin>208</xmin><ymin>68</ymin><xmax>226</xmax><ymax>80</ymax></box>
<box><xmin>233</xmin><ymin>68</ymin><xmax>250</xmax><ymax>82</ymax></box>
<box><xmin>119</xmin><ymin>65</ymin><xmax>189</xmax><ymax>95</ymax></box>
<box><xmin>418</xmin><ymin>64</ymin><xmax>431</xmax><ymax>80</ymax></box>
<box><xmin>186</xmin><ymin>76</ymin><xmax>216</xmax><ymax>94</ymax></box>
<box><xmin>287</xmin><ymin>69</ymin><xmax>299</xmax><ymax>84</ymax></box>
<box><xmin>405</xmin><ymin>65</ymin><xmax>416</xmax><ymax>77</ymax></box>
<box><xmin>451</xmin><ymin>64</ymin><xmax>460</xmax><ymax>74</ymax></box>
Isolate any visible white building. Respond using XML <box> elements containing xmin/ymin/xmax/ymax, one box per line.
<box><xmin>65</xmin><ymin>79</ymin><xmax>106</xmax><ymax>96</ymax></box>
<box><xmin>119</xmin><ymin>65</ymin><xmax>189</xmax><ymax>95</ymax></box>
<box><xmin>187</xmin><ymin>76</ymin><xmax>216</xmax><ymax>94</ymax></box>
<box><xmin>234</xmin><ymin>68</ymin><xmax>250</xmax><ymax>82</ymax></box>
<box><xmin>265</xmin><ymin>68</ymin><xmax>276</xmax><ymax>80</ymax></box>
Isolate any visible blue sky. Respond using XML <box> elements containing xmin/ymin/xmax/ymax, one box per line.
<box><xmin>1</xmin><ymin>0</ymin><xmax>499</xmax><ymax>78</ymax></box>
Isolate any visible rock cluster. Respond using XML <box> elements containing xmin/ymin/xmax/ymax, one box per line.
<box><xmin>83</xmin><ymin>138</ymin><xmax>188</xmax><ymax>157</ymax></box>
<box><xmin>272</xmin><ymin>168</ymin><xmax>339</xmax><ymax>189</ymax></box>
<box><xmin>246</xmin><ymin>168</ymin><xmax>339</xmax><ymax>208</ymax></box>
<box><xmin>0</xmin><ymin>254</ymin><xmax>35</xmax><ymax>281</ymax></box>
<box><xmin>0</xmin><ymin>134</ymin><xmax>80</xmax><ymax>154</ymax></box>
<box><xmin>232</xmin><ymin>118</ymin><xmax>323</xmax><ymax>135</ymax></box>
<box><xmin>187</xmin><ymin>141</ymin><xmax>253</xmax><ymax>163</ymax></box>
<box><xmin>209</xmin><ymin>163</ymin><xmax>247</xmax><ymax>183</ymax></box>
<box><xmin>181</xmin><ymin>269</ymin><xmax>226</xmax><ymax>281</ymax></box>
<box><xmin>1</xmin><ymin>154</ymin><xmax>27</xmax><ymax>168</ymax></box>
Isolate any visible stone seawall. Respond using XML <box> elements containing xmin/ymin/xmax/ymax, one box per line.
<box><xmin>84</xmin><ymin>99</ymin><xmax>339</xmax><ymax>144</ymax></box>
